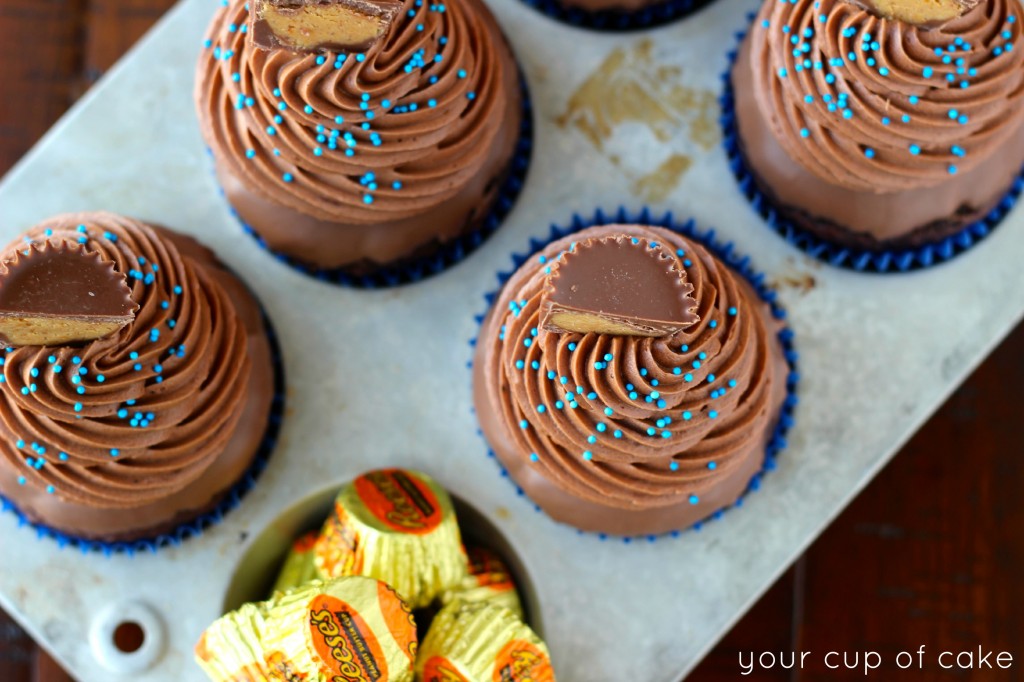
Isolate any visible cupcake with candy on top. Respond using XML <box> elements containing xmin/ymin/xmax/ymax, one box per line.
<box><xmin>0</xmin><ymin>212</ymin><xmax>277</xmax><ymax>546</ymax></box>
<box><xmin>473</xmin><ymin>224</ymin><xmax>791</xmax><ymax>536</ymax></box>
<box><xmin>729</xmin><ymin>0</ymin><xmax>1024</xmax><ymax>262</ymax></box>
<box><xmin>518</xmin><ymin>0</ymin><xmax>716</xmax><ymax>32</ymax></box>
<box><xmin>196</xmin><ymin>0</ymin><xmax>526</xmax><ymax>283</ymax></box>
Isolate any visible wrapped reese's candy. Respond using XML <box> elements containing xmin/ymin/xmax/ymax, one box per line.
<box><xmin>314</xmin><ymin>469</ymin><xmax>467</xmax><ymax>608</ymax></box>
<box><xmin>195</xmin><ymin>603</ymin><xmax>297</xmax><ymax>681</ymax></box>
<box><xmin>195</xmin><ymin>576</ymin><xmax>418</xmax><ymax>682</ymax></box>
<box><xmin>271</xmin><ymin>531</ymin><xmax>321</xmax><ymax>596</ymax></box>
<box><xmin>415</xmin><ymin>602</ymin><xmax>555</xmax><ymax>682</ymax></box>
<box><xmin>439</xmin><ymin>547</ymin><xmax>523</xmax><ymax>619</ymax></box>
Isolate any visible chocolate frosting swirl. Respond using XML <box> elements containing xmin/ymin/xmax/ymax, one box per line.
<box><xmin>0</xmin><ymin>213</ymin><xmax>252</xmax><ymax>509</ymax></box>
<box><xmin>748</xmin><ymin>0</ymin><xmax>1024</xmax><ymax>192</ymax></box>
<box><xmin>477</xmin><ymin>225</ymin><xmax>783</xmax><ymax>511</ymax></box>
<box><xmin>197</xmin><ymin>0</ymin><xmax>515</xmax><ymax>225</ymax></box>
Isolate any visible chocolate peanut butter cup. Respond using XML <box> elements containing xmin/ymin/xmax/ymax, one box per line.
<box><xmin>0</xmin><ymin>242</ymin><xmax>137</xmax><ymax>348</ymax></box>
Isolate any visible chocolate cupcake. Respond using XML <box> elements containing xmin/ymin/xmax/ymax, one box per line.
<box><xmin>730</xmin><ymin>0</ymin><xmax>1024</xmax><ymax>255</ymax></box>
<box><xmin>519</xmin><ymin>0</ymin><xmax>714</xmax><ymax>31</ymax></box>
<box><xmin>473</xmin><ymin>223</ymin><xmax>791</xmax><ymax>536</ymax></box>
<box><xmin>0</xmin><ymin>212</ymin><xmax>277</xmax><ymax>545</ymax></box>
<box><xmin>196</xmin><ymin>0</ymin><xmax>525</xmax><ymax>282</ymax></box>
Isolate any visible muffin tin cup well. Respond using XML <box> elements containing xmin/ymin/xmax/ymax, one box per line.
<box><xmin>720</xmin><ymin>17</ymin><xmax>1024</xmax><ymax>274</ymax></box>
<box><xmin>470</xmin><ymin>207</ymin><xmax>800</xmax><ymax>541</ymax></box>
<box><xmin>220</xmin><ymin>80</ymin><xmax>536</xmax><ymax>290</ymax></box>
<box><xmin>222</xmin><ymin>482</ymin><xmax>543</xmax><ymax>634</ymax></box>
<box><xmin>517</xmin><ymin>0</ymin><xmax>717</xmax><ymax>32</ymax></box>
<box><xmin>0</xmin><ymin>311</ymin><xmax>286</xmax><ymax>556</ymax></box>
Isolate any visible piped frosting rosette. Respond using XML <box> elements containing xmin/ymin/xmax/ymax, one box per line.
<box><xmin>196</xmin><ymin>0</ymin><xmax>524</xmax><ymax>277</ymax></box>
<box><xmin>474</xmin><ymin>222</ymin><xmax>792</xmax><ymax>536</ymax></box>
<box><xmin>749</xmin><ymin>0</ymin><xmax>1024</xmax><ymax>193</ymax></box>
<box><xmin>0</xmin><ymin>212</ymin><xmax>277</xmax><ymax>546</ymax></box>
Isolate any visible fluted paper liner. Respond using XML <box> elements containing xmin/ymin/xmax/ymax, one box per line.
<box><xmin>271</xmin><ymin>531</ymin><xmax>322</xmax><ymax>597</ymax></box>
<box><xmin>415</xmin><ymin>601</ymin><xmax>554</xmax><ymax>681</ymax></box>
<box><xmin>439</xmin><ymin>547</ymin><xmax>524</xmax><ymax>619</ymax></box>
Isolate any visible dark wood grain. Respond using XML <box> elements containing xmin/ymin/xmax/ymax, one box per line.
<box><xmin>0</xmin><ymin>0</ymin><xmax>86</xmax><ymax>171</ymax></box>
<box><xmin>691</xmin><ymin>320</ymin><xmax>1024</xmax><ymax>681</ymax></box>
<box><xmin>0</xmin><ymin>2</ymin><xmax>1022</xmax><ymax>681</ymax></box>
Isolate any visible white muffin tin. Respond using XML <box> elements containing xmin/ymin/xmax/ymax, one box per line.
<box><xmin>1</xmin><ymin>0</ymin><xmax>1023</xmax><ymax>679</ymax></box>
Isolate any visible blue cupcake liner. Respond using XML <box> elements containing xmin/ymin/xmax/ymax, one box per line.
<box><xmin>468</xmin><ymin>207</ymin><xmax>800</xmax><ymax>543</ymax></box>
<box><xmin>0</xmin><ymin>312</ymin><xmax>286</xmax><ymax>557</ymax></box>
<box><xmin>518</xmin><ymin>0</ymin><xmax>715</xmax><ymax>31</ymax></box>
<box><xmin>719</xmin><ymin>17</ymin><xmax>1024</xmax><ymax>273</ymax></box>
<box><xmin>223</xmin><ymin>79</ymin><xmax>535</xmax><ymax>289</ymax></box>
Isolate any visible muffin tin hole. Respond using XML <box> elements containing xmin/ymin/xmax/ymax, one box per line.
<box><xmin>222</xmin><ymin>481</ymin><xmax>542</xmax><ymax>635</ymax></box>
<box><xmin>89</xmin><ymin>601</ymin><xmax>164</xmax><ymax>673</ymax></box>
<box><xmin>112</xmin><ymin>621</ymin><xmax>145</xmax><ymax>653</ymax></box>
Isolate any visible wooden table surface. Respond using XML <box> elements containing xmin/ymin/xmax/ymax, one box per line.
<box><xmin>1</xmin><ymin>2</ymin><xmax>1022</xmax><ymax>680</ymax></box>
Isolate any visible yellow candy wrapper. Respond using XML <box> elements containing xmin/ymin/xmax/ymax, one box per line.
<box><xmin>439</xmin><ymin>547</ymin><xmax>523</xmax><ymax>619</ymax></box>
<box><xmin>195</xmin><ymin>576</ymin><xmax>417</xmax><ymax>682</ymax></box>
<box><xmin>415</xmin><ymin>601</ymin><xmax>555</xmax><ymax>682</ymax></box>
<box><xmin>195</xmin><ymin>602</ymin><xmax>304</xmax><ymax>681</ymax></box>
<box><xmin>314</xmin><ymin>469</ymin><xmax>467</xmax><ymax>608</ymax></box>
<box><xmin>271</xmin><ymin>531</ymin><xmax>322</xmax><ymax>596</ymax></box>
